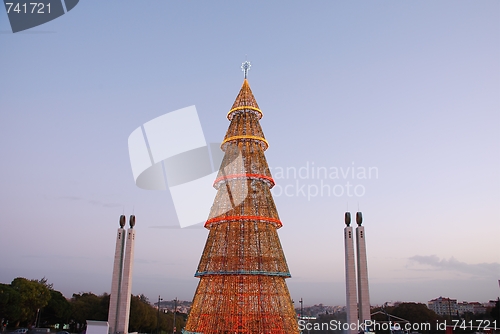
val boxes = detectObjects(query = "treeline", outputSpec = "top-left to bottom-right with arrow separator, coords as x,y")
0,278 -> 186,333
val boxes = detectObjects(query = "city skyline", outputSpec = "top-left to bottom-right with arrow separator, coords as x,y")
0,1 -> 499,306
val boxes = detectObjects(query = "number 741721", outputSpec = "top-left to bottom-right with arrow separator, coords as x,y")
5,2 -> 51,14
451,320 -> 498,331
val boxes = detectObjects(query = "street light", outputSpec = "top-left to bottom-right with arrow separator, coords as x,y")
35,308 -> 40,328
157,295 -> 163,334
173,298 -> 178,333
299,298 -> 303,320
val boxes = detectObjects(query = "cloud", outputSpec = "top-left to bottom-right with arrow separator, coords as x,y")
88,199 -> 122,208
60,195 -> 82,201
149,224 -> 204,229
134,258 -> 180,266
58,196 -> 122,208
134,258 -> 160,264
408,255 -> 500,278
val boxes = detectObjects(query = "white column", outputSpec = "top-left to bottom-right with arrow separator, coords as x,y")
356,212 -> 371,324
108,225 -> 126,334
117,216 -> 136,334
344,211 -> 358,334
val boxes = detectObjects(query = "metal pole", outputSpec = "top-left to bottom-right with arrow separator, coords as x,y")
157,295 -> 162,334
35,308 -> 40,328
299,298 -> 303,320
447,298 -> 452,322
173,298 -> 177,333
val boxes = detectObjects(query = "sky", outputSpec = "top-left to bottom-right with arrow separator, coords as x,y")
0,1 -> 499,307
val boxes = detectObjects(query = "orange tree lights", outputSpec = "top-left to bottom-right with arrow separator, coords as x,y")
183,66 -> 299,334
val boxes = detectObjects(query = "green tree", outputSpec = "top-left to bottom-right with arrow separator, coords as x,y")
10,278 -> 51,327
70,293 -> 108,329
128,295 -> 186,333
391,302 -> 443,325
372,303 -> 445,334
35,278 -> 53,291
491,298 -> 500,323
42,290 -> 72,329
129,295 -> 156,333
0,283 -> 22,326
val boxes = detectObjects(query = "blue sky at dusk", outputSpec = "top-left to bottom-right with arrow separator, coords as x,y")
0,1 -> 499,306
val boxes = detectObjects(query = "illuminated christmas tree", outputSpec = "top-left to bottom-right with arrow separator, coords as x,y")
184,62 -> 299,334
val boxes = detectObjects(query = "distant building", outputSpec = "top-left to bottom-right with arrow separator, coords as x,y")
294,304 -> 344,317
156,300 -> 192,314
428,297 -> 458,316
429,298 -> 488,316
485,300 -> 498,308
457,302 -> 474,314
469,302 -> 486,314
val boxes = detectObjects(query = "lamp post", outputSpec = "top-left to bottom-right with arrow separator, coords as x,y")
299,298 -> 303,320
157,295 -> 163,334
35,308 -> 43,328
173,298 -> 178,333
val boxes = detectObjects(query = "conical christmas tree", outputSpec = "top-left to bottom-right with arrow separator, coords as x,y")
184,63 -> 299,334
